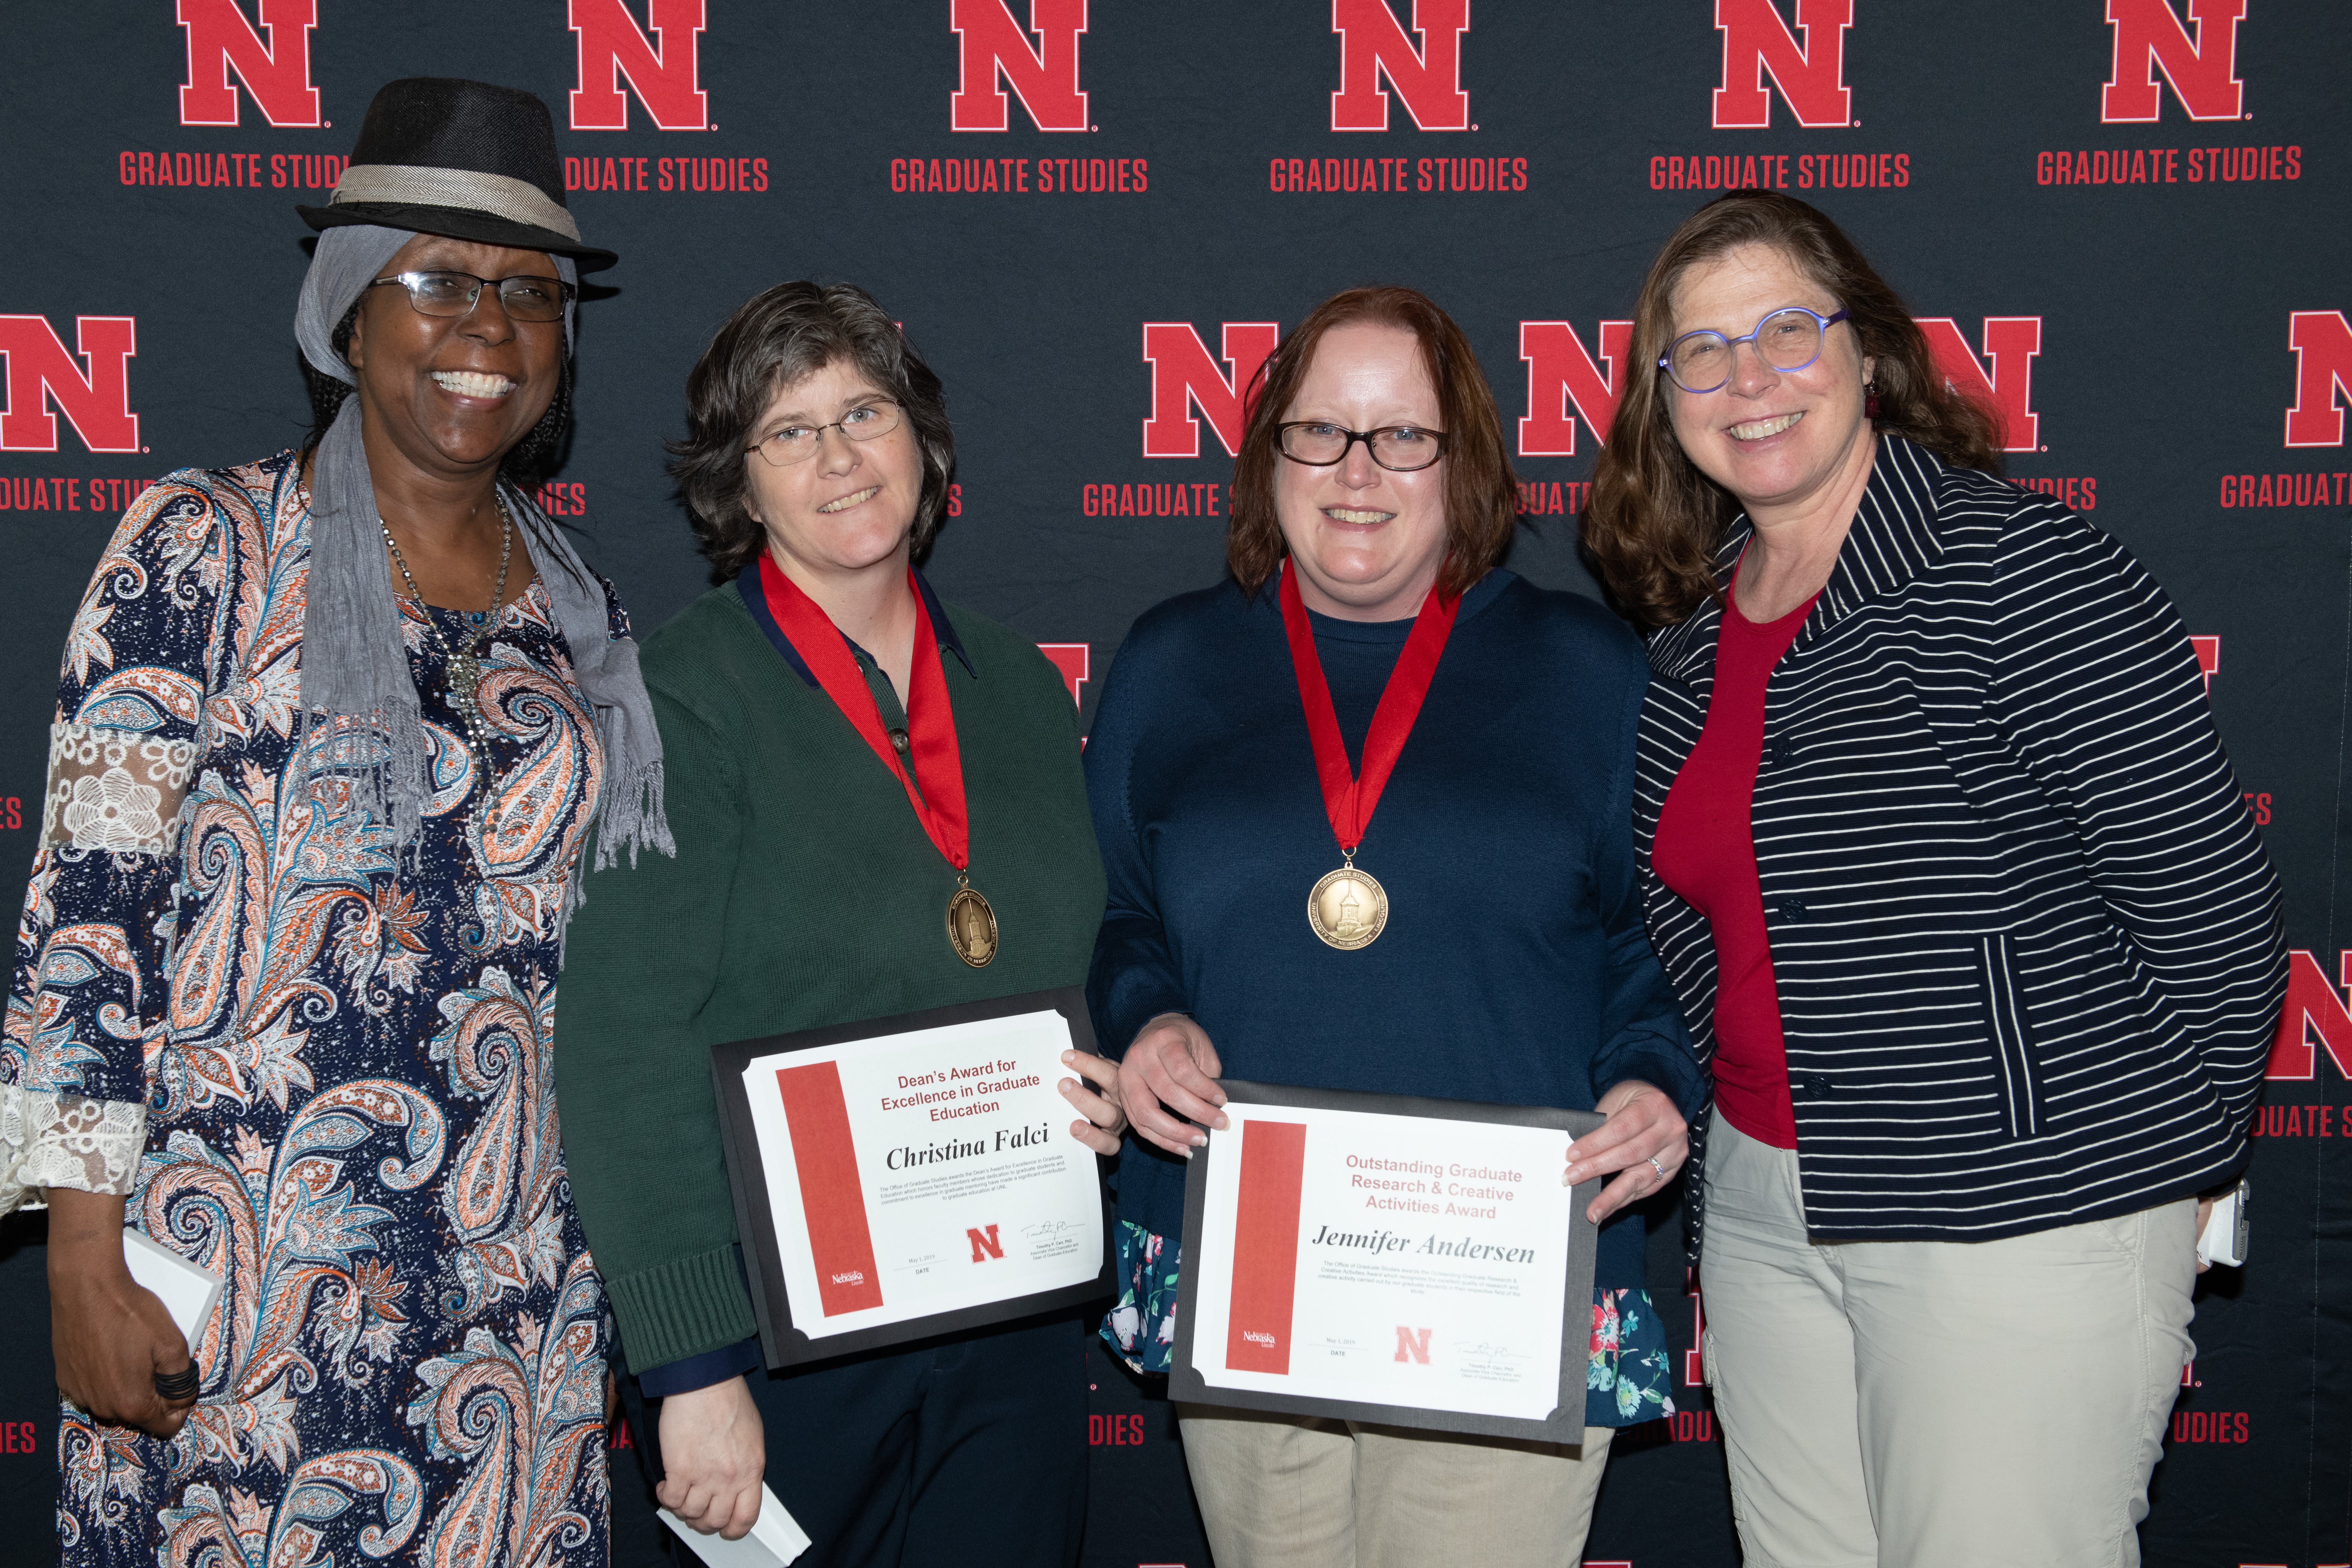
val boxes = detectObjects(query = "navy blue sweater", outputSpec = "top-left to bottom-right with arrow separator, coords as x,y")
1085,569 -> 1704,1291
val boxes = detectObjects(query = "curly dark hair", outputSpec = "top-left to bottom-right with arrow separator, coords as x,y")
1583,190 -> 2002,631
300,301 -> 573,486
666,281 -> 956,580
1227,284 -> 1517,602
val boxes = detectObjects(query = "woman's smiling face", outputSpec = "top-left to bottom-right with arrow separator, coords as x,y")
345,234 -> 565,481
1664,241 -> 1877,520
1272,320 -> 1451,622
740,357 -> 924,583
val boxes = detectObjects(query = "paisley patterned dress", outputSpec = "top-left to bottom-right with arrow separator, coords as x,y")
2,451 -> 614,1567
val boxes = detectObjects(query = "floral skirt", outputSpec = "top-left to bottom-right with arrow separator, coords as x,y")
1101,1222 -> 1676,1427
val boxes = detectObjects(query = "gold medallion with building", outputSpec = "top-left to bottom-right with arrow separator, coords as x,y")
1308,863 -> 1387,950
947,884 -> 998,967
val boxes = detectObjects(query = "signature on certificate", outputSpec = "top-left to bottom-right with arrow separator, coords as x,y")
1461,1342 -> 1532,1361
1022,1220 -> 1076,1240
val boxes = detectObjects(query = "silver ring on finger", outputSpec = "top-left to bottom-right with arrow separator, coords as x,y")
1647,1154 -> 1670,1182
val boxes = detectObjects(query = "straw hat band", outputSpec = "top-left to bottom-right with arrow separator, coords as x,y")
328,164 -> 580,242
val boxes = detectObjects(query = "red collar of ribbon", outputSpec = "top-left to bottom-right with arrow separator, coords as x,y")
1277,558 -> 1460,855
755,553 -> 971,871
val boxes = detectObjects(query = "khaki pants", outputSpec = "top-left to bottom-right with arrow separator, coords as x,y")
1175,1403 -> 1613,1568
1699,1111 -> 2197,1568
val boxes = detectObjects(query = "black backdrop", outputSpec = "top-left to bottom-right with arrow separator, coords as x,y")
3,3 -> 2349,1564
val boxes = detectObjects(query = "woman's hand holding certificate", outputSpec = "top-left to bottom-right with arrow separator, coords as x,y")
1119,1012 -> 1228,1155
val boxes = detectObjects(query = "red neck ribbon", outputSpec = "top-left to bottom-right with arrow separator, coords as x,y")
1277,558 -> 1460,856
756,553 -> 971,872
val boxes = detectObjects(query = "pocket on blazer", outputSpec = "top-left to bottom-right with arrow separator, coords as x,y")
1975,930 -> 2047,1139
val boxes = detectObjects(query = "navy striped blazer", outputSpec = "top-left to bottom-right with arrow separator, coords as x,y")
1633,436 -> 2284,1254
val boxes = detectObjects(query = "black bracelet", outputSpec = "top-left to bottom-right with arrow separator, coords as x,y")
152,1365 -> 199,1401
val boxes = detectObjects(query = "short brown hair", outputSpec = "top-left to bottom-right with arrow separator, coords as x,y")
667,280 -> 956,580
1583,191 -> 2002,631
1228,285 -> 1517,601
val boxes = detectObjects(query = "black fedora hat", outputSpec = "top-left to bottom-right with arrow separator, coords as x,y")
298,78 -> 615,272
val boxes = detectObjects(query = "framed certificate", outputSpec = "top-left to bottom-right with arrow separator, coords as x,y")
711,988 -> 1113,1368
1170,1080 -> 1605,1442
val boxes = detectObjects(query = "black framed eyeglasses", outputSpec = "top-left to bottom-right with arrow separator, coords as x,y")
745,399 -> 905,467
368,270 -> 575,324
1659,305 -> 1851,394
1275,421 -> 1447,472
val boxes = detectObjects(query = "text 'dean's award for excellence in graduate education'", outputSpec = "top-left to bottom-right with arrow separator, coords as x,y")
1171,1081 -> 1603,1442
712,989 -> 1112,1367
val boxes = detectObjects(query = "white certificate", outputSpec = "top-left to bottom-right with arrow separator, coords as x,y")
714,990 -> 1110,1365
1172,1081 -> 1600,1441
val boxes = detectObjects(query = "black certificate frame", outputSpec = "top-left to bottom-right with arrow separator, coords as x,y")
1169,1079 -> 1606,1443
710,986 -> 1115,1370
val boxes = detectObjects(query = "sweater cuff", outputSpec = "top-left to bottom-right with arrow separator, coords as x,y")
1595,1042 -> 1709,1126
605,1241 -> 761,1376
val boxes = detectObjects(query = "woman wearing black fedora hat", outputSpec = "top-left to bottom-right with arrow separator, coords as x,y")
4,78 -> 666,1565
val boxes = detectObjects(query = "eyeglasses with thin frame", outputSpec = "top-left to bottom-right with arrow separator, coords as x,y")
368,269 -> 575,324
745,399 -> 904,467
1275,421 -> 1447,472
1659,305 -> 1852,394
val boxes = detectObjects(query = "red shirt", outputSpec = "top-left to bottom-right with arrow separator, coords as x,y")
1652,580 -> 1818,1151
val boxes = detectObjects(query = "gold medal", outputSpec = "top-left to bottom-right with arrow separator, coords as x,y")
1278,561 -> 1458,960
947,882 -> 998,967
1308,861 -> 1387,950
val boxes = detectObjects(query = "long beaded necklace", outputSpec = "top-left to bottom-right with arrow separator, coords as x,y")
381,492 -> 514,831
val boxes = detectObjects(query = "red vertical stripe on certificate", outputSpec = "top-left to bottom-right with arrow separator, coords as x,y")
1224,1119 -> 1308,1374
774,1062 -> 886,1316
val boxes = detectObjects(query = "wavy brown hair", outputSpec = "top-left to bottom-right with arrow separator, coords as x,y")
667,281 -> 956,580
1228,285 -> 1517,601
1584,191 -> 2001,631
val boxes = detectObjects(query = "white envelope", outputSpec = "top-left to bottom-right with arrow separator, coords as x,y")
657,1485 -> 811,1567
122,1229 -> 223,1348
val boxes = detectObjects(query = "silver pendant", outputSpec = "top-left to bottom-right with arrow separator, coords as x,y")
448,649 -> 481,714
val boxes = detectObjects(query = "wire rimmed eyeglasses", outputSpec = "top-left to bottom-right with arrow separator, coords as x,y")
368,270 -> 575,323
1275,421 -> 1447,472
1659,305 -> 1852,394
745,399 -> 904,467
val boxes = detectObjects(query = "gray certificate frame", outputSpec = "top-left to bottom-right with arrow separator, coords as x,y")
1169,1079 -> 1605,1443
710,986 -> 1115,1370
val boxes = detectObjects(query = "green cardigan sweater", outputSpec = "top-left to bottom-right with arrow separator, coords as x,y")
557,577 -> 1107,1374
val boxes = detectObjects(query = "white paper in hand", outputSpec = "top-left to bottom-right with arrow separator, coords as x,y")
656,1485 -> 811,1567
121,1229 -> 222,1347
2196,1178 -> 2250,1268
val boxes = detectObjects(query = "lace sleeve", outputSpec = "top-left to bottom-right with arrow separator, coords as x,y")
41,720 -> 197,855
7,475 -> 219,1113
0,1083 -> 148,1213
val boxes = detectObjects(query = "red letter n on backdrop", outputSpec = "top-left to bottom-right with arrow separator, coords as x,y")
177,0 -> 319,128
0,317 -> 139,453
2101,0 -> 2246,123
569,0 -> 708,131
1142,323 -> 1281,458
2268,950 -> 2352,1081
1916,316 -> 2042,453
1329,0 -> 1470,132
950,0 -> 1088,132
1518,321 -> 1631,457
1712,0 -> 1852,129
2284,311 -> 2352,448
1036,644 -> 1089,707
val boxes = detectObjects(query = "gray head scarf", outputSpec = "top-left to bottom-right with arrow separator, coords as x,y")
292,223 -> 672,915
